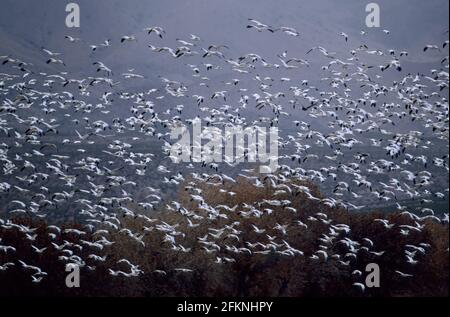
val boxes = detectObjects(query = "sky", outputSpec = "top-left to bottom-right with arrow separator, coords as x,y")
0,0 -> 448,211
0,0 -> 448,71
0,0 -> 448,132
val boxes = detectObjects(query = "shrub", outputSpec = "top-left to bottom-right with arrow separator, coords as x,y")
0,177 -> 448,296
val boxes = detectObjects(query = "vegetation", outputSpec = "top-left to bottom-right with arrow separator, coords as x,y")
0,177 -> 448,297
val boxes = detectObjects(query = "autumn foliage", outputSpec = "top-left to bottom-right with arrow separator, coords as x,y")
0,177 -> 448,297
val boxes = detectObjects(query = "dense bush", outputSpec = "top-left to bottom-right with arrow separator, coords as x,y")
0,177 -> 448,296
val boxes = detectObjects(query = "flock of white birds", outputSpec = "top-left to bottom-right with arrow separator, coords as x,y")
0,17 -> 449,292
